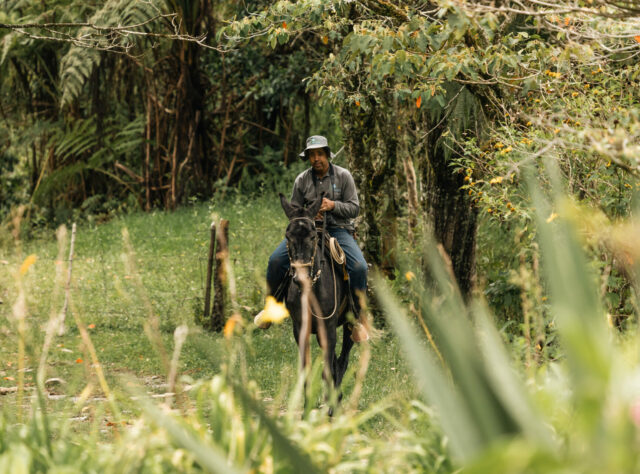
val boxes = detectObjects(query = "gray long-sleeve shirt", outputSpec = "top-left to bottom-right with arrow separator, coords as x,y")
290,163 -> 359,231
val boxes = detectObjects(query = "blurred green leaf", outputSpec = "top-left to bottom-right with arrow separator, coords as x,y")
232,382 -> 322,474
140,399 -> 244,474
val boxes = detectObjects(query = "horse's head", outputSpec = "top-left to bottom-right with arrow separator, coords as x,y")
280,193 -> 322,286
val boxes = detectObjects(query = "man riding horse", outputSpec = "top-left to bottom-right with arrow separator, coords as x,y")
255,135 -> 369,342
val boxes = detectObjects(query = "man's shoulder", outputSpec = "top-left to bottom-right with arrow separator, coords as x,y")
294,168 -> 313,183
331,164 -> 354,180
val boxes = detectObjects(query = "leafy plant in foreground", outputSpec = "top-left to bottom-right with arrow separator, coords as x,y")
377,173 -> 640,471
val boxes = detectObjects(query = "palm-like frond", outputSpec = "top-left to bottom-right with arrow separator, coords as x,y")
32,115 -> 145,204
59,0 -> 161,106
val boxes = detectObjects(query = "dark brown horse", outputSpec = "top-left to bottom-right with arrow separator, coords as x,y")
279,193 -> 354,405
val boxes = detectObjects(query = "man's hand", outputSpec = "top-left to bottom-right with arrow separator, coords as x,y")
320,197 -> 335,212
315,197 -> 335,220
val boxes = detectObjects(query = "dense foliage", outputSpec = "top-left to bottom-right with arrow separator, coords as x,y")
3,0 -> 640,472
0,0 -> 326,223
222,0 -> 640,301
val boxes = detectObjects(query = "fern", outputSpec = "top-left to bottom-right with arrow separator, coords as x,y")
53,117 -> 98,162
33,115 -> 145,205
32,161 -> 86,205
433,84 -> 487,162
59,0 -> 163,106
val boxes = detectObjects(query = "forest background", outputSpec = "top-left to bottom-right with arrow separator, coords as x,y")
3,0 -> 640,472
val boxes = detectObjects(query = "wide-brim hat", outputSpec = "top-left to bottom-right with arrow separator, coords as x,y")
299,135 -> 335,160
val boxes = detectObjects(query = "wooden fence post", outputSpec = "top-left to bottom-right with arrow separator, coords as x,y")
58,222 -> 76,336
203,221 -> 216,327
211,219 -> 229,332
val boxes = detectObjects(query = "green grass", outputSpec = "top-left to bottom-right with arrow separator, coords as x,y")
0,193 -> 417,436
5,188 -> 640,472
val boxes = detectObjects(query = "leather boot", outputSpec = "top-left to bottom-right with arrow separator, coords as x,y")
350,296 -> 369,343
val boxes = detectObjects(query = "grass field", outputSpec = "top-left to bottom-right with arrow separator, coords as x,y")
5,192 -> 640,472
0,193 -> 418,440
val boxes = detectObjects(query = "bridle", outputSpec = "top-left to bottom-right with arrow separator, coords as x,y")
286,215 -> 340,319
286,217 -> 321,284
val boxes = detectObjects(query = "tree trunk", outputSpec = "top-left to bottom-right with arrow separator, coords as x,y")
423,150 -> 478,298
341,98 -> 399,276
421,85 -> 485,298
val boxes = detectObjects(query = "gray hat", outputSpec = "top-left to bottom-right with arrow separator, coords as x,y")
299,135 -> 335,160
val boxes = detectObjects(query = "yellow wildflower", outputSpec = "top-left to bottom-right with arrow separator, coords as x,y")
260,296 -> 290,324
224,313 -> 242,339
20,255 -> 37,275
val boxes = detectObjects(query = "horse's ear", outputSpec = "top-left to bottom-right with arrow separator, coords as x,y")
280,193 -> 297,219
307,195 -> 323,218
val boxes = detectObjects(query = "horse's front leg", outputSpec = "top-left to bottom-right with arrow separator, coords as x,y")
336,324 -> 354,388
315,324 -> 338,388
293,320 -> 311,413
315,319 -> 339,416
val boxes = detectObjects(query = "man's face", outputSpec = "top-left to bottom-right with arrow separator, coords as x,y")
308,148 -> 329,176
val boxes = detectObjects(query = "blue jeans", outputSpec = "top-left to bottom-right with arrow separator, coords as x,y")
267,228 -> 368,299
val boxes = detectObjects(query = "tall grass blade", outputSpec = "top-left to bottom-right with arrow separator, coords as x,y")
232,382 -> 322,474
375,276 -> 484,460
412,246 -> 528,438
528,165 -> 612,426
139,399 -> 244,474
378,233 -> 554,461
472,303 -> 553,448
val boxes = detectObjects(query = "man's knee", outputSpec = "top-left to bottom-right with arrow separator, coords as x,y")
351,259 -> 367,278
348,258 -> 368,291
268,252 -> 285,270
268,243 -> 290,271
